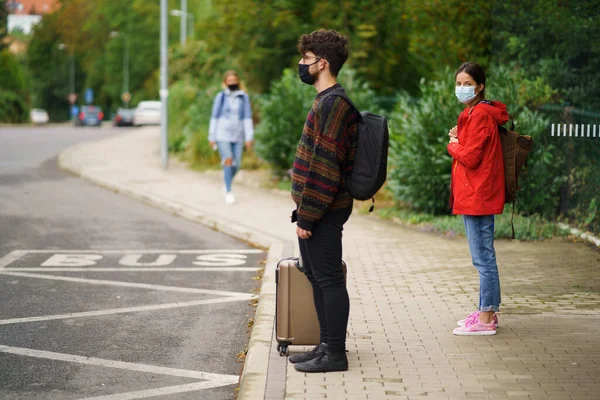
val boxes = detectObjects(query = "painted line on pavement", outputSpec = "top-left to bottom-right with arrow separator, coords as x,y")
3,267 -> 260,272
0,297 -> 251,325
0,271 -> 253,298
0,250 -> 27,269
0,344 -> 239,383
14,249 -> 263,254
77,380 -> 238,400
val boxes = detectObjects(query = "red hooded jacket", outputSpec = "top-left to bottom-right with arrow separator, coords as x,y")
448,100 -> 509,215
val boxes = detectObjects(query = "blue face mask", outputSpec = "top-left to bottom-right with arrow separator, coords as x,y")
455,86 -> 478,104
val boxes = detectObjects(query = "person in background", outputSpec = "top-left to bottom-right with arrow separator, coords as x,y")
209,71 -> 254,205
448,62 -> 509,336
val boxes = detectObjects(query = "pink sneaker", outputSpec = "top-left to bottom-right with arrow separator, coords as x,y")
457,312 -> 498,328
453,318 -> 497,336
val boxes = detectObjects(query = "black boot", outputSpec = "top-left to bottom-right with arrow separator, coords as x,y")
288,343 -> 328,364
293,351 -> 348,373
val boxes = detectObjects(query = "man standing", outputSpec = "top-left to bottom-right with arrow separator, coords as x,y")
289,29 -> 359,373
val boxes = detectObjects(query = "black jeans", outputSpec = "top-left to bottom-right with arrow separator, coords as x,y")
298,206 -> 352,354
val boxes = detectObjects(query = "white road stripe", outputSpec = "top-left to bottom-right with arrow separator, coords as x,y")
0,250 -> 27,269
2,267 -> 260,272
77,380 -> 238,400
0,271 -> 253,297
0,345 -> 239,383
15,249 -> 263,254
0,297 -> 251,325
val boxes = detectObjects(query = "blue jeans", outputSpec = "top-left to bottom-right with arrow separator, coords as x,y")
216,141 -> 244,193
463,215 -> 501,312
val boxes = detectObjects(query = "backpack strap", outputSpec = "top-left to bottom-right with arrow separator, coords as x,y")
215,91 -> 226,119
511,200 -> 516,240
320,89 -> 361,119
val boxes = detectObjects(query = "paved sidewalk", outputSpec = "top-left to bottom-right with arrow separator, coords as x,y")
60,128 -> 600,400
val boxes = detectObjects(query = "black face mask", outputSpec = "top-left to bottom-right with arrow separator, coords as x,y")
227,84 -> 239,91
298,59 -> 320,85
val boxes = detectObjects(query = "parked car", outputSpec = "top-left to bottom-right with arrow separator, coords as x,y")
113,108 -> 135,127
133,101 -> 161,126
75,106 -> 104,127
30,108 -> 49,124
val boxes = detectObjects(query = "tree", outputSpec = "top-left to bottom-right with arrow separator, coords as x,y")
0,0 -> 7,51
202,1 -> 417,94
406,0 -> 493,80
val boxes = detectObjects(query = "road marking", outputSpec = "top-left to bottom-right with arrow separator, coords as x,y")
0,271 -> 253,297
2,267 -> 260,272
118,254 -> 177,267
77,380 -> 238,400
0,250 -> 27,269
193,253 -> 249,266
0,297 -> 252,325
15,249 -> 263,254
41,254 -> 103,267
0,344 -> 239,383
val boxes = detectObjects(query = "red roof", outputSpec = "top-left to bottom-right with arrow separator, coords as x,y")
6,0 -> 60,15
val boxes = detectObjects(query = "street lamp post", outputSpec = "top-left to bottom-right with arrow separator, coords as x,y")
170,6 -> 194,46
160,0 -> 169,169
58,43 -> 76,119
181,0 -> 187,47
110,31 -> 130,108
124,33 -> 129,106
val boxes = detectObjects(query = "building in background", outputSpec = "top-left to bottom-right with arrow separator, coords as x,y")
6,0 -> 59,15
6,0 -> 59,34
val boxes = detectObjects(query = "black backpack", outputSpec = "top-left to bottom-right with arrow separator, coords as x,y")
321,90 -> 389,211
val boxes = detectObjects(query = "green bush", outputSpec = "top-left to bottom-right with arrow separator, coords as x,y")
387,73 -> 463,214
0,91 -> 28,123
183,95 -> 221,168
0,49 -> 27,95
168,80 -> 197,152
0,49 -> 29,123
255,68 -> 382,173
387,65 -> 560,216
254,69 -> 314,173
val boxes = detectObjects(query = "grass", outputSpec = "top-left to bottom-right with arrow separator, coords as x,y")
272,180 -> 569,241
375,205 -> 571,241
275,179 -> 292,192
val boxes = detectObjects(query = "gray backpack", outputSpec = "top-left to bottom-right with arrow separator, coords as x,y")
321,91 -> 389,211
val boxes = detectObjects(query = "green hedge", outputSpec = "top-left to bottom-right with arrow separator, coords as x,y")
254,68 -> 382,174
0,91 -> 28,123
0,49 -> 29,123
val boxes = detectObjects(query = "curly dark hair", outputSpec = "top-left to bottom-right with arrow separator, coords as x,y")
297,29 -> 349,77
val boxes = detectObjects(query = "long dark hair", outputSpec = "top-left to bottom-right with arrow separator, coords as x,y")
455,62 -> 486,97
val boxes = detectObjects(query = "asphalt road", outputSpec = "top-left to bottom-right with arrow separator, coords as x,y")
0,125 -> 264,399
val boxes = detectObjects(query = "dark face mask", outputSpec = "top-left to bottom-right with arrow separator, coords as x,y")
298,59 -> 320,85
227,84 -> 239,91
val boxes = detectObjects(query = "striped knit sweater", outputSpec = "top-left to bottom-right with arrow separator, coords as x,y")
292,84 -> 358,231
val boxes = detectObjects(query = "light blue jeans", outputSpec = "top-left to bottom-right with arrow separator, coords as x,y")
463,215 -> 501,312
216,141 -> 244,193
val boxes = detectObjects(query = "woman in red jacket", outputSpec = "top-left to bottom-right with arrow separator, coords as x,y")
448,62 -> 509,336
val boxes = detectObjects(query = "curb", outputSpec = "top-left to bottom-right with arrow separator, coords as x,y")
58,141 -> 284,400
558,223 -> 600,247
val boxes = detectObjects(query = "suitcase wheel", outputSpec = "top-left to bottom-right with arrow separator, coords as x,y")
277,344 -> 289,356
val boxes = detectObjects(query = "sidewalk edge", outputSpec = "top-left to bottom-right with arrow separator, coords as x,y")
58,145 -> 281,400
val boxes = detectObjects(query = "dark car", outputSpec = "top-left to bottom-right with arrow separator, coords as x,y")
113,108 -> 135,127
75,106 -> 104,127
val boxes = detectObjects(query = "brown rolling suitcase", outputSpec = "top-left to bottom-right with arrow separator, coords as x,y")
275,257 -> 347,356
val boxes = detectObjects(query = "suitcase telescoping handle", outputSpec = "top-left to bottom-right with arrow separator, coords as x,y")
295,256 -> 306,274
277,256 -> 307,275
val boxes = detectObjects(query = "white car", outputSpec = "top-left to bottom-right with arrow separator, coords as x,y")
133,101 -> 162,126
30,108 -> 49,124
